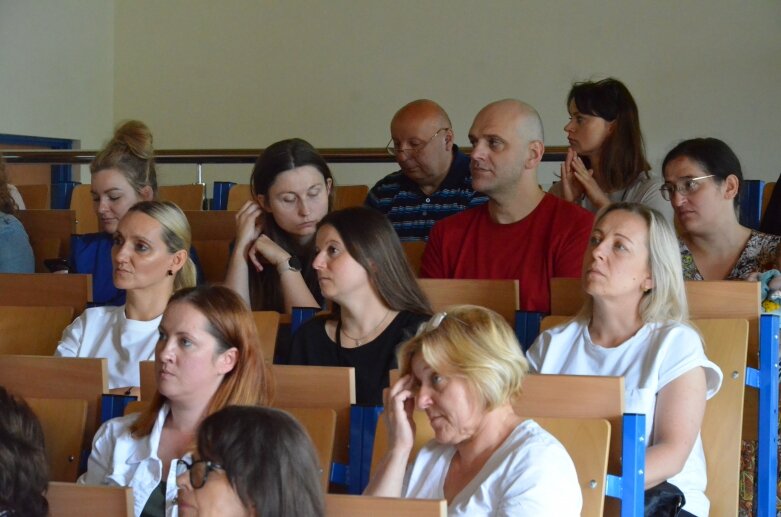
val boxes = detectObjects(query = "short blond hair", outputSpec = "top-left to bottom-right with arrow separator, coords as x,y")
397,305 -> 528,410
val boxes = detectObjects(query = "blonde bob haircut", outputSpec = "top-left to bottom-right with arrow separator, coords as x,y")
126,200 -> 197,291
578,202 -> 688,323
398,305 -> 529,411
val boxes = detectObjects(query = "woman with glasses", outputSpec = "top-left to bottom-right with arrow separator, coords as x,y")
365,305 -> 582,515
224,138 -> 333,315
551,78 -> 673,223
528,203 -> 722,517
78,285 -> 272,517
176,406 -> 324,517
288,206 -> 432,405
662,137 -> 779,280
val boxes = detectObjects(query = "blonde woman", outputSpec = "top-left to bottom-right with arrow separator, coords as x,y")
56,201 -> 197,390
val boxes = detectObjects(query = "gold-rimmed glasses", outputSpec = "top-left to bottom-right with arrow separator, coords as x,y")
386,128 -> 449,157
659,175 -> 715,201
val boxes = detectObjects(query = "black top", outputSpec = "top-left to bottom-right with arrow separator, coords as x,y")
288,311 -> 429,405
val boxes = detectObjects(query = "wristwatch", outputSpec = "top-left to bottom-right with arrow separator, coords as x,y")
279,256 -> 302,273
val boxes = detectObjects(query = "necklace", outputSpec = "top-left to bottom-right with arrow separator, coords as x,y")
340,310 -> 392,346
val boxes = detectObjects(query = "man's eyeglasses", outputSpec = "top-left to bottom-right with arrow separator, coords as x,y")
386,128 -> 449,157
176,459 -> 224,489
659,175 -> 715,201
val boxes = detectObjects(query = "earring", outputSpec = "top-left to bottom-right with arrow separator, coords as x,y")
167,270 -> 173,276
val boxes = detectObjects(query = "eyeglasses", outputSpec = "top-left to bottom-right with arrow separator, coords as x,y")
176,459 -> 224,489
386,128 -> 449,157
659,175 -> 715,201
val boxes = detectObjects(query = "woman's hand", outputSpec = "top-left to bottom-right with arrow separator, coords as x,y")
383,374 -> 417,454
559,148 -> 585,202
247,235 -> 292,273
235,200 -> 263,252
570,154 -> 610,209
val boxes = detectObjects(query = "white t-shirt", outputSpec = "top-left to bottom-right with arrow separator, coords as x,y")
527,319 -> 723,517
55,305 -> 161,389
403,419 -> 582,516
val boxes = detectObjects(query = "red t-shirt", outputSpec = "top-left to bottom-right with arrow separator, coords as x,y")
420,194 -> 594,313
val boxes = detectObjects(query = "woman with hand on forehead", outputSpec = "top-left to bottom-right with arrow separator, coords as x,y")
365,305 -> 582,516
224,138 -> 333,314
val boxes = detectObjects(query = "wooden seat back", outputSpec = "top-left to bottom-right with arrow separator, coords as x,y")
159,184 -> 205,211
272,365 -> 355,466
417,278 -> 519,325
693,318 -> 748,516
16,184 -> 50,209
281,407 -> 337,490
333,184 -> 369,210
0,305 -> 74,355
0,273 -> 92,315
325,494 -> 446,517
69,184 -> 98,234
0,356 -> 107,451
762,182 -> 775,220
27,397 -> 87,482
253,311 -> 280,361
17,209 -> 77,269
47,482 -> 133,517
185,209 -> 236,283
226,183 -> 252,211
402,241 -> 426,276
532,417 -> 610,517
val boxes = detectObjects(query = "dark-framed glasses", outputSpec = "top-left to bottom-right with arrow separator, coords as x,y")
659,175 -> 715,201
386,128 -> 449,157
176,459 -> 224,489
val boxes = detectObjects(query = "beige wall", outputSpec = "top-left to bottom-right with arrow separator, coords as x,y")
0,1 -> 114,151
3,1 -> 780,191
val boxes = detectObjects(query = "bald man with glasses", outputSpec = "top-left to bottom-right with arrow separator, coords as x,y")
365,99 -> 487,242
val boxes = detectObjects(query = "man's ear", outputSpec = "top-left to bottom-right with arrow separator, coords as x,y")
525,140 -> 545,170
444,128 -> 455,152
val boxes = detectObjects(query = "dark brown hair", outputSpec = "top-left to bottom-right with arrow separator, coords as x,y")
0,386 -> 49,517
568,78 -> 651,192
319,207 -> 432,316
248,138 -> 334,311
131,285 -> 273,437
197,406 -> 324,517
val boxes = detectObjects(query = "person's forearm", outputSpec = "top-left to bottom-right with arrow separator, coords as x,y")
278,267 -> 319,314
643,443 -> 689,489
363,448 -> 411,497
224,248 -> 251,305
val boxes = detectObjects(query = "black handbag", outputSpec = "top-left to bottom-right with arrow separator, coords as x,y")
644,481 -> 686,516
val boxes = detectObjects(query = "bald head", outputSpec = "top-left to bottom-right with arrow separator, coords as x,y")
475,99 -> 544,144
389,99 -> 456,191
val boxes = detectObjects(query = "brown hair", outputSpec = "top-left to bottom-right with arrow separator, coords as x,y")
0,386 -> 49,517
91,120 -> 158,197
318,207 -> 432,316
130,285 -> 273,437
568,78 -> 651,192
0,152 -> 18,215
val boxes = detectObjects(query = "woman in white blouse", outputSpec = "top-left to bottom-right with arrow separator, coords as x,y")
527,202 -> 722,517
56,200 -> 197,391
365,305 -> 582,516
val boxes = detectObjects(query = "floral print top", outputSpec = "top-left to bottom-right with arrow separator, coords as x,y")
680,230 -> 781,280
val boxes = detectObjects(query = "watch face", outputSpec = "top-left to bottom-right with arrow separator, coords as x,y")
288,256 -> 302,272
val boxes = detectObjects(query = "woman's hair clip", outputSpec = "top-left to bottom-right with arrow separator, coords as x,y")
426,312 -> 447,331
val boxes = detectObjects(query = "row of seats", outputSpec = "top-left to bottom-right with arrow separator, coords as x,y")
0,272 -> 773,514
